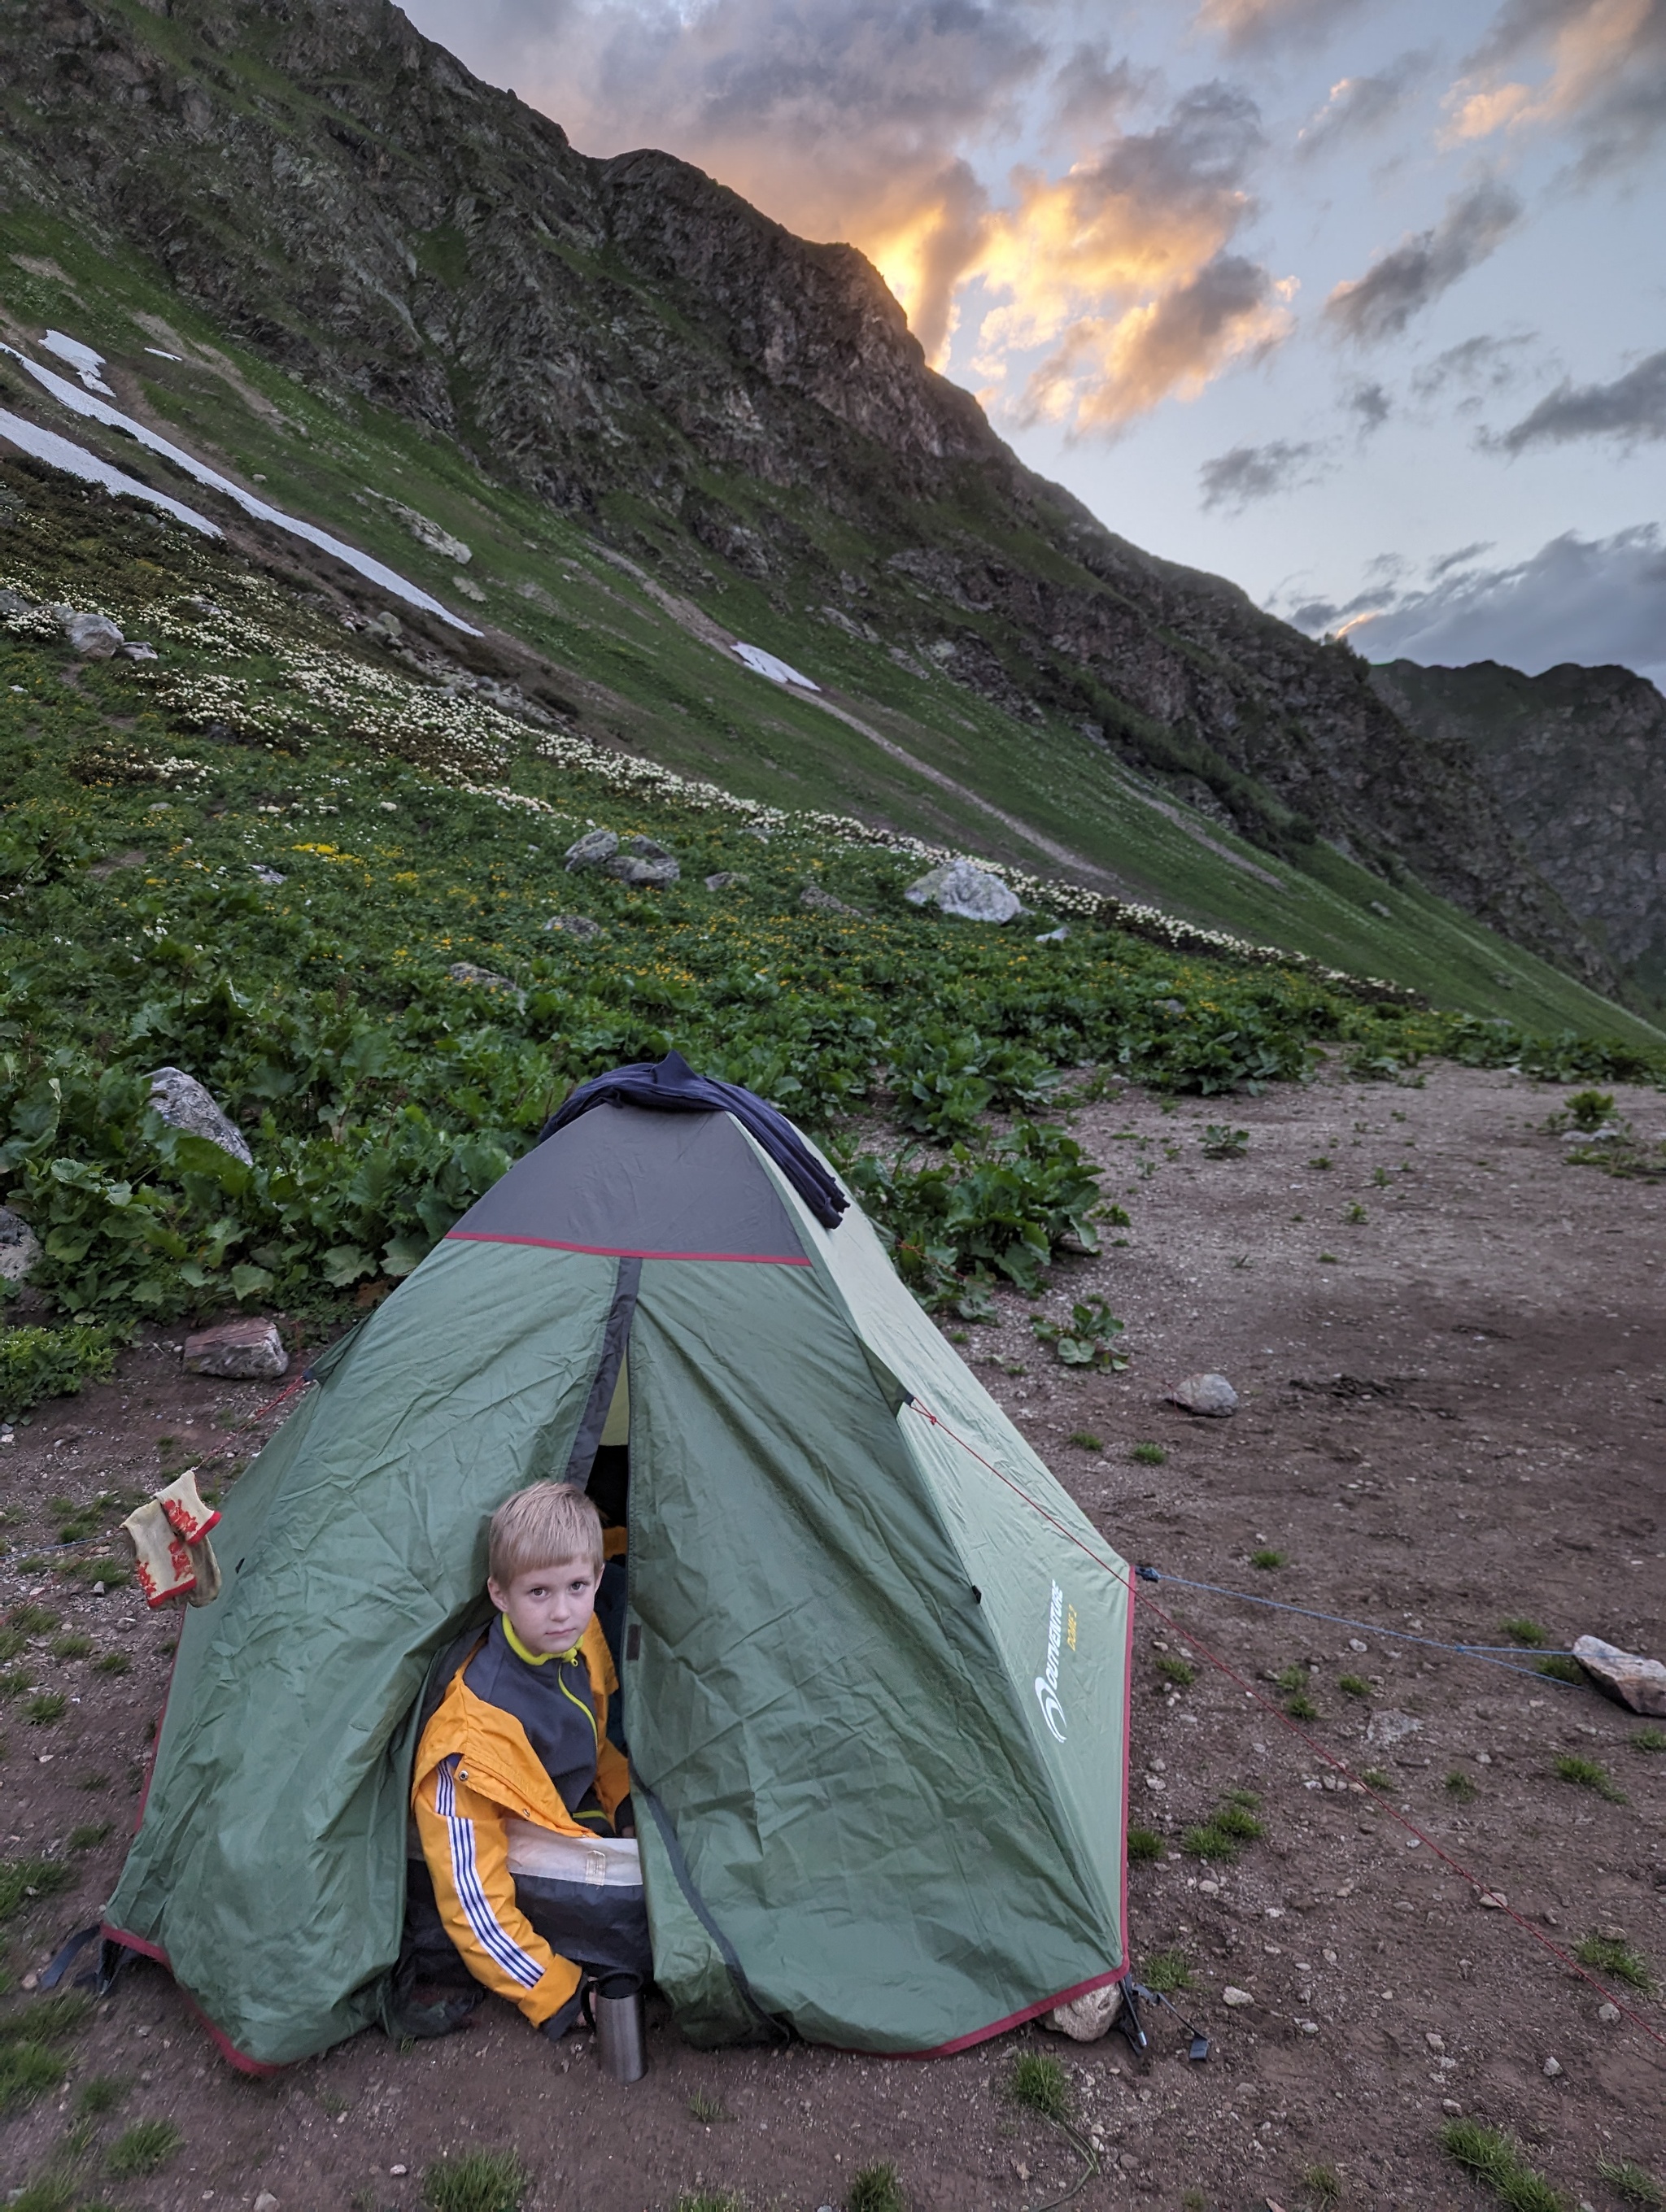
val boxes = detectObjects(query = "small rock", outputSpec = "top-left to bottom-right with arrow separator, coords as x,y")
0,1206 -> 42,1284
1442,2097 -> 1463,2114
183,1318 -> 290,1381
1365,1708 -> 1422,1749
704,871 -> 748,891
1043,1981 -> 1123,2041
59,607 -> 124,658
563,829 -> 619,871
1294,2018 -> 1319,2035
1222,1986 -> 1254,2008
447,962 -> 526,1005
251,866 -> 286,886
1476,1890 -> 1507,1909
604,854 -> 679,887
624,835 -> 673,860
390,2166 -> 408,2178
116,640 -> 159,661
1424,2031 -> 1445,2051
1542,2056 -> 1563,2077
0,586 -> 36,616
543,914 -> 604,939
903,858 -> 1023,924
1598,2002 -> 1620,2023
1167,1372 -> 1238,1417
20,1970 -> 38,1992
1572,1633 -> 1666,1716
1347,1638 -> 1368,1652
254,2194 -> 280,2211
148,1066 -> 255,1167
1034,925 -> 1070,943
800,883 -> 861,915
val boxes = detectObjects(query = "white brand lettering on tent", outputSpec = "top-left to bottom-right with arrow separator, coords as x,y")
1035,1579 -> 1067,1742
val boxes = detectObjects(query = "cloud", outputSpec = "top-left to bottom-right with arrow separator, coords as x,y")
1047,44 -> 1145,142
1443,0 -> 1666,178
1345,380 -> 1392,430
1427,538 -> 1494,576
1324,181 -> 1522,344
1193,0 -> 1366,53
971,83 -> 1294,434
1199,436 -> 1329,509
1495,348 -> 1666,450
1297,50 -> 1433,155
1284,525 -> 1666,681
1411,330 -> 1537,399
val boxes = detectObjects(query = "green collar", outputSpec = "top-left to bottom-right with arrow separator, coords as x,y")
502,1616 -> 582,1668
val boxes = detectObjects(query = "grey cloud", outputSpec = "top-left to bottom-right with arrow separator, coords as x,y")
1049,44 -> 1144,141
1496,350 -> 1666,452
1346,380 -> 1391,430
1427,539 -> 1494,577
1324,181 -> 1522,345
1297,49 -> 1433,157
1198,437 -> 1328,511
1411,331 -> 1535,398
1289,525 -> 1666,683
1463,0 -> 1666,181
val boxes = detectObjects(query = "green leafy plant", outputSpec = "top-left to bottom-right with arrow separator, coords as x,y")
1596,2158 -> 1664,2209
1129,1441 -> 1166,1465
1361,1767 -> 1391,1791
1343,1200 -> 1367,1223
107,2118 -> 184,2178
1439,2118 -> 1568,2212
678,2196 -> 745,2212
1285,1691 -> 1319,1721
1565,1089 -> 1615,1132
1575,1934 -> 1651,1992
1199,1125 -> 1248,1158
1031,1296 -> 1127,1370
1555,1754 -> 1625,1802
68,1821 -> 112,1852
0,1324 -> 117,1420
847,2164 -> 906,2212
421,2149 -> 532,2212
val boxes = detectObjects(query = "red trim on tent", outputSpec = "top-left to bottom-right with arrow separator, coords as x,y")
444,1230 -> 812,1265
98,1922 -> 284,2076
902,1967 -> 1130,2057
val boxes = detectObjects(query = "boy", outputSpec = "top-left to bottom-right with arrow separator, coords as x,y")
409,1481 -> 650,2039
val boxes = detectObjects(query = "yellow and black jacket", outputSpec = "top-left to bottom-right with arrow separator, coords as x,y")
412,1613 -> 632,2027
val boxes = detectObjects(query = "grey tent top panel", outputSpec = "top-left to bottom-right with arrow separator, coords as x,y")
447,1103 -> 810,1265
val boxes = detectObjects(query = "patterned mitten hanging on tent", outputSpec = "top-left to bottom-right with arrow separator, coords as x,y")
154,1471 -> 221,1546
120,1499 -> 197,1609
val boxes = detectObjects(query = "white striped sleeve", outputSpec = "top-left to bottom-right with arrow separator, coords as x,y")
434,1755 -> 544,1989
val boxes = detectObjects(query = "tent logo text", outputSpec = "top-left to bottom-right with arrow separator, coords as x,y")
1035,1580 -> 1067,1742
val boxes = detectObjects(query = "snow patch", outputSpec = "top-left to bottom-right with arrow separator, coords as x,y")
0,408 -> 220,537
41,329 -> 115,395
145,347 -> 182,362
733,641 -> 818,690
2,342 -> 481,634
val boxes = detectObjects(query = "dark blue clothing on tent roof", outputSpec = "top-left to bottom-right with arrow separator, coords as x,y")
538,1050 -> 848,1229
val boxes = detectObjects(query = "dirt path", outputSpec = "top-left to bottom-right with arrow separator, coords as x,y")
2,1062 -> 1662,2210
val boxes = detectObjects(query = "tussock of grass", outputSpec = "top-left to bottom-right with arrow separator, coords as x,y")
1555,1754 -> 1625,1802
76,2075 -> 127,2116
1250,1548 -> 1285,1570
1155,1653 -> 1197,1687
0,1855 -> 74,1922
1302,2166 -> 1343,2206
421,2150 -> 531,2212
1439,2118 -> 1568,2212
1284,1692 -> 1319,1720
7,1606 -> 57,1636
1126,1826 -> 1164,1862
1142,1947 -> 1194,1994
24,1692 -> 66,1726
1598,2159 -> 1665,2210
1536,1656 -> 1585,1684
1129,1442 -> 1166,1465
1633,1726 -> 1666,1753
1337,1674 -> 1372,1698
0,2040 -> 67,2114
1010,2053 -> 1071,2123
687,2090 -> 732,2123
1502,1618 -> 1547,1647
106,2118 -> 184,2178
1183,1791 -> 1264,1861
1066,1430 -> 1102,1452
7,2175 -> 75,2212
846,2163 -> 905,2212
1445,1770 -> 1478,1801
94,1651 -> 131,1676
49,1633 -> 91,1659
1575,1933 -> 1651,1992
678,2196 -> 745,2212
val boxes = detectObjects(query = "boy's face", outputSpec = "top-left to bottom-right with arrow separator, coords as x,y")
488,1557 -> 604,1657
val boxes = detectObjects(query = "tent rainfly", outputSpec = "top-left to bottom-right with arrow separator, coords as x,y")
102,1057 -> 1133,2066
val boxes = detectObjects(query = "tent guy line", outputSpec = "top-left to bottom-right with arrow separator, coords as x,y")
913,1397 -> 1666,2064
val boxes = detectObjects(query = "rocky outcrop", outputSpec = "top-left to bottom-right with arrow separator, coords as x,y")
1372,660 -> 1666,1013
0,0 -> 1617,992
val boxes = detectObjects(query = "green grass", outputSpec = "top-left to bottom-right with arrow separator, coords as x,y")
0,2040 -> 68,2114
422,2151 -> 532,2212
1129,1442 -> 1167,1465
1555,1755 -> 1626,1802
24,1692 -> 66,1726
1066,1430 -> 1103,1452
1250,1548 -> 1285,1569
7,1607 -> 57,1635
1361,1766 -> 1392,1791
847,2166 -> 906,2212
48,1634 -> 91,1660
1183,1790 -> 1265,1860
0,1856 -> 75,1921
1575,1934 -> 1651,1992
1142,1947 -> 1195,1994
68,1821 -> 112,1852
94,1652 -> 130,1676
1126,1826 -> 1164,1862
106,2118 -> 184,2178
1536,1656 -> 1585,1684
1155,1653 -> 1197,1687
1285,1692 -> 1319,1721
1597,2158 -> 1664,2209
687,2090 -> 732,2123
1009,2053 -> 1071,2123
1337,1674 -> 1372,1698
1633,1726 -> 1666,1753
1439,2118 -> 1568,2212
1445,1770 -> 1478,1801
1502,1618 -> 1548,1647
678,2197 -> 745,2212
76,2075 -> 127,2116
1302,2167 -> 1344,2206
7,2176 -> 76,2212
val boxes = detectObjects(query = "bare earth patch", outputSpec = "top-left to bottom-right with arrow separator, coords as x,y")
1,1062 -> 1661,2210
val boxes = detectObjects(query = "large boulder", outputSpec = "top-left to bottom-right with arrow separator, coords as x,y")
604,855 -> 679,887
147,1068 -> 253,1168
57,607 -> 124,659
183,1317 -> 290,1380
1043,1981 -> 1124,2041
1167,1372 -> 1238,1417
1573,1635 -> 1666,1715
564,829 -> 619,871
0,1207 -> 41,1284
903,860 -> 1022,924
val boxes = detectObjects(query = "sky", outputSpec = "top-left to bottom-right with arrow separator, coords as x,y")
401,0 -> 1666,683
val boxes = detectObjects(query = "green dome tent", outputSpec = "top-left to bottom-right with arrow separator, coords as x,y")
102,1066 -> 1133,2068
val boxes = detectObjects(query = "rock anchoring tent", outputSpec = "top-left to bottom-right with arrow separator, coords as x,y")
103,1056 -> 1134,2066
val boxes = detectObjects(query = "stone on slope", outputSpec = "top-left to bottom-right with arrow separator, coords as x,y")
904,860 -> 1022,924
0,1207 -> 41,1283
447,961 -> 526,1004
543,913 -> 604,938
1167,1372 -> 1238,1417
604,854 -> 679,886
147,1067 -> 254,1167
800,884 -> 861,915
1572,1634 -> 1666,1716
704,872 -> 748,891
59,607 -> 124,658
183,1317 -> 289,1380
564,829 -> 619,870
1043,1981 -> 1123,2041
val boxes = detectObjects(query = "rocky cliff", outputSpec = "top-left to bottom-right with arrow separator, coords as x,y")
0,0 -> 1619,994
1372,660 -> 1666,1014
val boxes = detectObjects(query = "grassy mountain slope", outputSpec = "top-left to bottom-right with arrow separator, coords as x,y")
0,0 -> 1646,1032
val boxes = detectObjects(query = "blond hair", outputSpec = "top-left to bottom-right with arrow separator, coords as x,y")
488,1481 -> 603,1585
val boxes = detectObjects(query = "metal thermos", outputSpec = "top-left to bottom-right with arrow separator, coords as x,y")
592,1972 -> 648,2082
